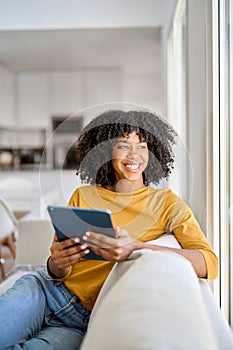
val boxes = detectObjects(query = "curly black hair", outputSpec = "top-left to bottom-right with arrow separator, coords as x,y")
76,110 -> 177,187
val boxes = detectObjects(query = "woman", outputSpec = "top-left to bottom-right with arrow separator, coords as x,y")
0,110 -> 218,349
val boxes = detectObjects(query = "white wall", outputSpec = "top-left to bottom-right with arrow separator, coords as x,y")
0,63 -> 15,126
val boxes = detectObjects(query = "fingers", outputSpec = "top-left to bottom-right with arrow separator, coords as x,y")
81,228 -> 137,262
114,226 -> 120,238
83,228 -> 133,248
83,231 -> 117,248
50,237 -> 90,269
58,237 -> 80,250
52,237 -> 81,252
114,226 -> 128,238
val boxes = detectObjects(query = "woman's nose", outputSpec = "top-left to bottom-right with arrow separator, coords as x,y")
127,143 -> 139,158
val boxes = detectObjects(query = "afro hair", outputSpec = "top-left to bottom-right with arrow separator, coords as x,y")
76,110 -> 177,187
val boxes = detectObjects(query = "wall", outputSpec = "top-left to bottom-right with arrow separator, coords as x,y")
0,63 -> 15,126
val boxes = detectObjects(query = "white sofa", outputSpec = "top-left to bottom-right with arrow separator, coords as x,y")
81,235 -> 233,350
1,229 -> 233,349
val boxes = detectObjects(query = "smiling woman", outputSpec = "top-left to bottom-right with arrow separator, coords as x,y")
76,110 -> 177,188
0,108 -> 219,350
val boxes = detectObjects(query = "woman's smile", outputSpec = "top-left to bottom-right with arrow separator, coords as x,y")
123,161 -> 142,171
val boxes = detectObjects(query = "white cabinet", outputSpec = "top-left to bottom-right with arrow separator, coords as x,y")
17,72 -> 49,128
0,64 -> 15,127
84,69 -> 121,107
0,128 -> 46,148
49,71 -> 83,115
14,69 -> 121,129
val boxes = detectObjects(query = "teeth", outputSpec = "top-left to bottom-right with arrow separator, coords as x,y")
125,164 -> 139,169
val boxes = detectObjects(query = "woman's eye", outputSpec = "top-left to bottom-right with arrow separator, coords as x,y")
136,144 -> 147,151
115,143 -> 147,151
116,144 -> 129,150
138,144 -> 147,150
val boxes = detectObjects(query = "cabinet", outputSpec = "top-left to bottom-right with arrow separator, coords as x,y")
17,72 -> 49,128
0,127 -> 46,148
0,64 -> 15,127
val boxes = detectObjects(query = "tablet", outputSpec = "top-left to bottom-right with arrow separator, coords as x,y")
47,205 -> 115,260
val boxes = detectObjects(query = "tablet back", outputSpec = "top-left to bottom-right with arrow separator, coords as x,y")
47,206 -> 115,260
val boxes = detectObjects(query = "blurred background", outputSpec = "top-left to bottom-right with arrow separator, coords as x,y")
0,0 -> 232,325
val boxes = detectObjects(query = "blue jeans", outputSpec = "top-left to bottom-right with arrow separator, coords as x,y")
0,268 -> 91,350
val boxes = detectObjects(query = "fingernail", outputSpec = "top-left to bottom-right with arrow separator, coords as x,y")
81,244 -> 87,249
73,238 -> 80,243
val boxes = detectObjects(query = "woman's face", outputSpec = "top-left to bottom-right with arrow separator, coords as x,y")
112,131 -> 149,191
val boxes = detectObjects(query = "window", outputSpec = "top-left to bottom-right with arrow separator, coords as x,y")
208,0 -> 232,325
167,0 -> 189,202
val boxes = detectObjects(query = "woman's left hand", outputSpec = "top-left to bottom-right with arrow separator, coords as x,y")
82,227 -> 142,262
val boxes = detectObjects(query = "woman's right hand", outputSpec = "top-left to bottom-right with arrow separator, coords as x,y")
48,234 -> 90,278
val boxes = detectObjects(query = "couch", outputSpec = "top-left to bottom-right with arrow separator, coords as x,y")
81,234 -> 233,350
0,226 -> 233,349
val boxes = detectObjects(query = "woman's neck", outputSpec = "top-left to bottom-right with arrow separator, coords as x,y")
108,179 -> 145,193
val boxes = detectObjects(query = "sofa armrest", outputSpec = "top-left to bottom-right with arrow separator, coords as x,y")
81,234 -> 233,350
81,249 -> 219,349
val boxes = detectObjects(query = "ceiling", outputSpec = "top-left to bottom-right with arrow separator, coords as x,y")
0,0 -> 176,74
0,27 -> 161,73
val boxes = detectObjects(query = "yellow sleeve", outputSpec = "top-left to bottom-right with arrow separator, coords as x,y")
164,192 -> 219,280
199,249 -> 219,280
68,188 -> 80,207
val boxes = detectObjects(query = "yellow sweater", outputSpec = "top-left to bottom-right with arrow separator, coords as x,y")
59,185 -> 218,310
